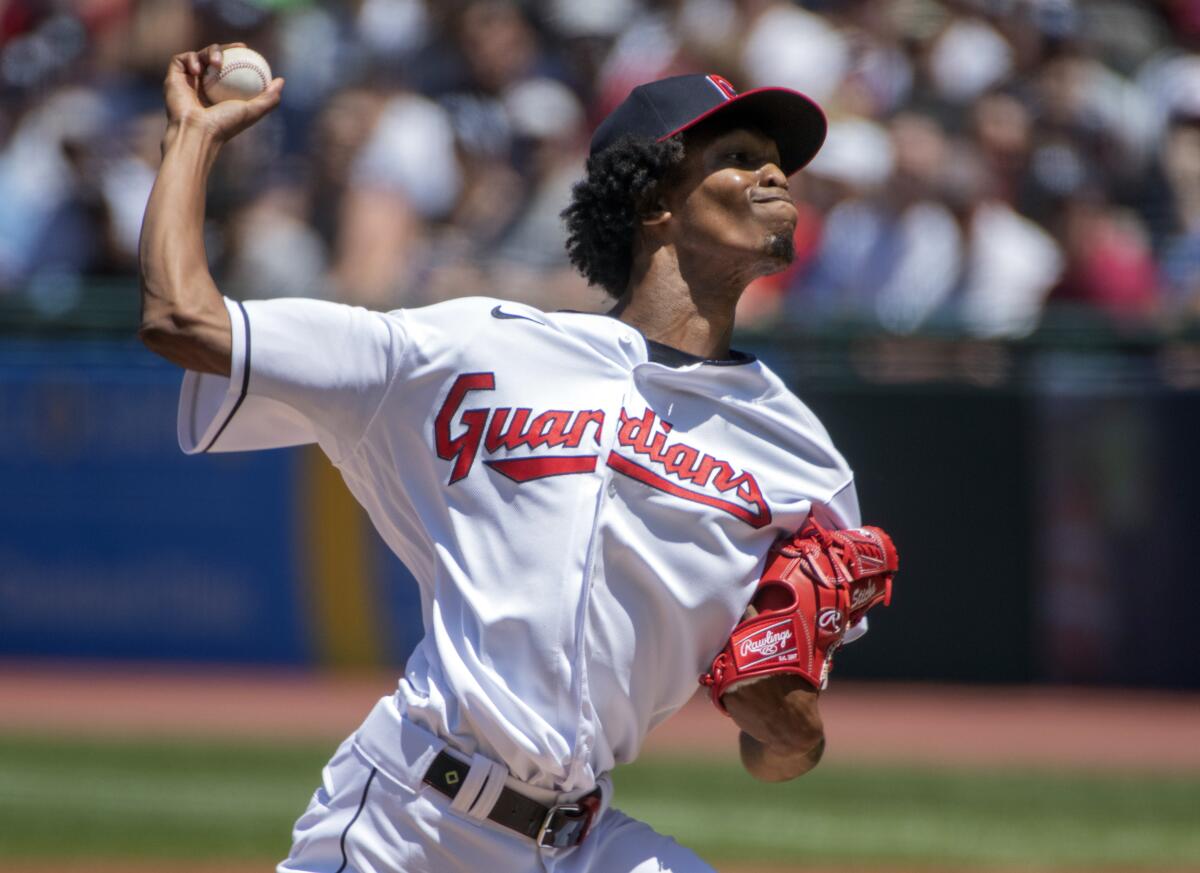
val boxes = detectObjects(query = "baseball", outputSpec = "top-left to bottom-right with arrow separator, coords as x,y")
202,46 -> 272,103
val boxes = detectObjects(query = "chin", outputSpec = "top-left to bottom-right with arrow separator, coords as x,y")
763,232 -> 795,268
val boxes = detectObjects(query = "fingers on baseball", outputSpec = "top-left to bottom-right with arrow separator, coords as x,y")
167,51 -> 198,82
248,78 -> 285,114
175,42 -> 244,77
199,43 -> 223,70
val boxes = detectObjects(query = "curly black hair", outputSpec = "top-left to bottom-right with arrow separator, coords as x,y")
561,135 -> 686,299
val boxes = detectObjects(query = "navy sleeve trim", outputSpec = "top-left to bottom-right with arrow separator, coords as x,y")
201,300 -> 252,454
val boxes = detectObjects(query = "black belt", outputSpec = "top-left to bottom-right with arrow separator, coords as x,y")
422,750 -> 601,848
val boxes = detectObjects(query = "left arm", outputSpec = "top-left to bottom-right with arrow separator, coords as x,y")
723,673 -> 825,782
702,519 -> 897,782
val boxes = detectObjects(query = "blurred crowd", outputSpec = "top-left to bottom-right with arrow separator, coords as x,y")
3,0 -> 1200,336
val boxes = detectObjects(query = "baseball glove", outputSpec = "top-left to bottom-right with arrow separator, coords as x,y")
700,516 -> 897,714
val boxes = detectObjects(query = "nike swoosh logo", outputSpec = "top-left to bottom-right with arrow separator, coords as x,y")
491,305 -> 544,325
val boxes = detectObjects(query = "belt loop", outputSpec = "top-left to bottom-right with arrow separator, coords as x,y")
447,753 -> 492,815
352,697 -> 446,795
466,759 -> 509,820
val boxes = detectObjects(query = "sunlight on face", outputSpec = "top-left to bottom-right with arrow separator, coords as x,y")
664,125 -> 797,274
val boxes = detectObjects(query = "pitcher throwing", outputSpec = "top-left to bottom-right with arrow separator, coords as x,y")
139,44 -> 895,873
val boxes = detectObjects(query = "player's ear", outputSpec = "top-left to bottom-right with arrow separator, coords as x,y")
640,206 -> 671,227
639,194 -> 671,227
634,181 -> 672,228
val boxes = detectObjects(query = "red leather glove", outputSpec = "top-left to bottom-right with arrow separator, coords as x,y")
700,516 -> 897,713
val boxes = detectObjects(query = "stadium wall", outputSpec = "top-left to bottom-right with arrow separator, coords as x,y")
1,336 -> 1196,687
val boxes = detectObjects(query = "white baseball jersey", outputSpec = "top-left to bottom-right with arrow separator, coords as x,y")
178,295 -> 860,793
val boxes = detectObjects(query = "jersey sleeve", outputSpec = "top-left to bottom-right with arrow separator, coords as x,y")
812,477 -> 872,644
814,477 -> 861,530
177,297 -> 406,462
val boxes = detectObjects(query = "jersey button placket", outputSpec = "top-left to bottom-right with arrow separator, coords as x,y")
566,370 -> 633,783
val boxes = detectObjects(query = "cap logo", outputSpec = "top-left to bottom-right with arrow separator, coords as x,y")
706,75 -> 738,101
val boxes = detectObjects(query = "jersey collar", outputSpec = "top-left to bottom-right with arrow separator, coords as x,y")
643,339 -> 756,368
556,310 -> 758,368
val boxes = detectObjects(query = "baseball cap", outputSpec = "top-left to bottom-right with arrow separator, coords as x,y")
589,73 -> 827,175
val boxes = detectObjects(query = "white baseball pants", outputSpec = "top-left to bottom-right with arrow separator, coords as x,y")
277,700 -> 715,873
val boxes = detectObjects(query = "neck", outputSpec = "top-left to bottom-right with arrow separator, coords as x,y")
612,246 -> 745,359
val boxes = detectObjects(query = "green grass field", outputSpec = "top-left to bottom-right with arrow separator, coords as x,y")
1,733 -> 1198,870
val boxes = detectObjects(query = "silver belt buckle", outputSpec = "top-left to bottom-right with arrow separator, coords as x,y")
536,802 -> 584,848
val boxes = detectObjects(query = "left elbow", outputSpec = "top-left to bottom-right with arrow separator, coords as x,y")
742,733 -> 826,783
782,724 -> 825,766
777,701 -> 825,758
805,734 -> 826,768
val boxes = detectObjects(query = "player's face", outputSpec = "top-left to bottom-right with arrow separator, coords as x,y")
661,125 -> 797,272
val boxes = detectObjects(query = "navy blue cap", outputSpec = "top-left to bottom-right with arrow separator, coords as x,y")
589,74 -> 827,175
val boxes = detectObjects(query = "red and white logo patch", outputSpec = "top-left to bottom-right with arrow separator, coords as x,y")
817,608 -> 844,632
706,74 -> 738,101
734,619 -> 797,669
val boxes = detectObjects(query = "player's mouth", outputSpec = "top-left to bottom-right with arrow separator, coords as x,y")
750,193 -> 797,225
750,193 -> 794,206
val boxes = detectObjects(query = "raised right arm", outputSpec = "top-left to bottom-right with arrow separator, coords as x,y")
138,43 -> 283,376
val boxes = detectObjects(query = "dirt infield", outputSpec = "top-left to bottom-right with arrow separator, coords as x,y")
2,661 -> 1199,772
650,681 -> 1200,772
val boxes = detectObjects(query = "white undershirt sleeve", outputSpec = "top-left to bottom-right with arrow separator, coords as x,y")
178,297 -> 404,462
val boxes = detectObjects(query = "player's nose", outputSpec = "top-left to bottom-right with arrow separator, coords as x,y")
757,160 -> 788,191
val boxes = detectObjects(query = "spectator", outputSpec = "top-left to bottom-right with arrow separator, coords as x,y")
0,0 -> 1195,331
946,149 -> 1065,338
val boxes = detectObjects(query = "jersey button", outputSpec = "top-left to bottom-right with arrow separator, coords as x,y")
607,481 -> 617,497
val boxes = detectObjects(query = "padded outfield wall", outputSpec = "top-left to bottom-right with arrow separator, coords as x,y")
1,330 -> 1197,687
0,338 -> 423,668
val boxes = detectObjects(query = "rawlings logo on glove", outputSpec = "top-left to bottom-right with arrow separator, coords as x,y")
699,517 -> 898,713
739,618 -> 796,661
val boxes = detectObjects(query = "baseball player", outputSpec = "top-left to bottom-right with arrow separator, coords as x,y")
140,44 -> 890,873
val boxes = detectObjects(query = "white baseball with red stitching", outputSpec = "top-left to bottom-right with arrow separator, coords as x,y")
202,46 -> 272,103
